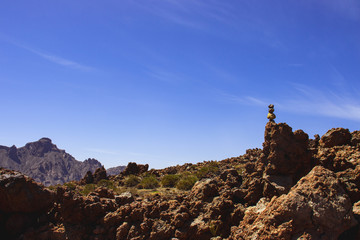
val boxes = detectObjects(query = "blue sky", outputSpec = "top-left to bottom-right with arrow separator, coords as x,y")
0,0 -> 359,169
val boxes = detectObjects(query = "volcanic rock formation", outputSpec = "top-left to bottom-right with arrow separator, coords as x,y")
1,123 -> 360,239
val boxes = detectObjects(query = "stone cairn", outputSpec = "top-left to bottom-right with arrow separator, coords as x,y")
267,104 -> 276,122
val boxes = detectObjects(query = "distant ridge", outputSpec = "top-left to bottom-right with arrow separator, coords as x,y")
0,138 -> 109,186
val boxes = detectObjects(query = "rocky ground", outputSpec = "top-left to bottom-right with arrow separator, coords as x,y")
1,122 -> 360,240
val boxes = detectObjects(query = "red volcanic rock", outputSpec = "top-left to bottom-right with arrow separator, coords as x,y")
115,191 -> 134,205
116,222 -> 130,239
319,128 -> 352,148
262,122 -> 311,177
93,166 -> 108,183
122,162 -> 149,176
80,170 -> 94,185
190,178 -> 219,201
220,169 -> 242,187
230,166 -> 357,240
0,168 -> 54,213
351,130 -> 360,146
92,186 -> 115,199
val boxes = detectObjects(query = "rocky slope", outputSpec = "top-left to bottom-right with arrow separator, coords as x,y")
0,138 -> 103,186
1,122 -> 360,240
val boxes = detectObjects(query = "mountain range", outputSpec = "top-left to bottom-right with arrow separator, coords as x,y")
0,137 -> 125,186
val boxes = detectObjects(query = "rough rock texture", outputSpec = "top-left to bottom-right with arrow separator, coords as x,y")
0,168 -> 54,213
319,128 -> 352,148
0,138 -> 103,186
261,122 -> 312,178
0,168 -> 55,239
122,162 -> 149,176
107,166 -> 126,176
241,122 -> 313,205
2,122 -> 360,239
230,166 -> 357,239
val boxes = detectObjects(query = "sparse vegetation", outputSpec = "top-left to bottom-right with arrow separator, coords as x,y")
195,161 -> 219,179
81,183 -> 96,195
161,174 -> 180,187
138,175 -> 159,189
234,164 -> 246,176
97,179 -> 115,190
176,174 -> 198,190
209,220 -> 219,236
63,182 -> 76,190
124,175 -> 140,187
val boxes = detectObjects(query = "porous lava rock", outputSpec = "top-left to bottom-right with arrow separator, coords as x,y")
122,162 -> 149,176
93,166 -> 108,183
262,122 -> 312,178
229,166 -> 357,239
241,122 -> 313,204
0,168 -> 54,213
0,168 -> 55,239
319,127 -> 352,148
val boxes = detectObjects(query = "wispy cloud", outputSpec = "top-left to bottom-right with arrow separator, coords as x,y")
22,46 -> 94,71
284,84 -> 360,121
0,35 -> 94,71
221,84 -> 360,122
145,66 -> 184,84
220,91 -> 269,106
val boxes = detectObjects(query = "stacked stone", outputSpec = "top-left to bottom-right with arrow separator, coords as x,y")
267,104 -> 276,122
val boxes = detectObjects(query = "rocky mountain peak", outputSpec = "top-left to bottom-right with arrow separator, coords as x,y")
24,137 -> 59,157
0,139 -> 106,186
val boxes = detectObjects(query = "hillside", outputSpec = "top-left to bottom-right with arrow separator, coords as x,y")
1,122 -> 360,239
0,138 -> 103,186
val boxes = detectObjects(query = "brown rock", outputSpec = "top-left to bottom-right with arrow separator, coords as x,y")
93,166 -> 107,183
351,130 -> 360,146
191,179 -> 219,201
80,170 -> 94,185
230,166 -> 357,239
220,169 -> 242,187
0,168 -> 54,213
319,128 -> 351,148
262,122 -> 311,178
115,191 -> 134,205
122,162 -> 149,176
94,186 -> 114,199
116,222 -> 130,240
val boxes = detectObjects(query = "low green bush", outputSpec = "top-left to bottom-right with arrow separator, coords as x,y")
124,175 -> 140,187
63,182 -> 76,190
138,175 -> 159,189
97,179 -> 115,189
196,161 -> 219,179
176,175 -> 198,190
161,174 -> 180,188
81,183 -> 96,195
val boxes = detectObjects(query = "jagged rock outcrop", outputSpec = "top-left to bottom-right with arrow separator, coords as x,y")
1,122 -> 360,239
0,138 -> 103,186
241,122 -> 313,205
122,162 -> 149,176
80,166 -> 108,185
229,166 -> 357,239
0,168 -> 55,239
319,128 -> 352,148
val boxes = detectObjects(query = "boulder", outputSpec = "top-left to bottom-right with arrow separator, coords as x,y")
191,179 -> 219,201
319,128 -> 351,148
115,192 -> 134,205
230,166 -> 357,239
0,168 -> 54,213
93,166 -> 107,183
122,162 -> 149,176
